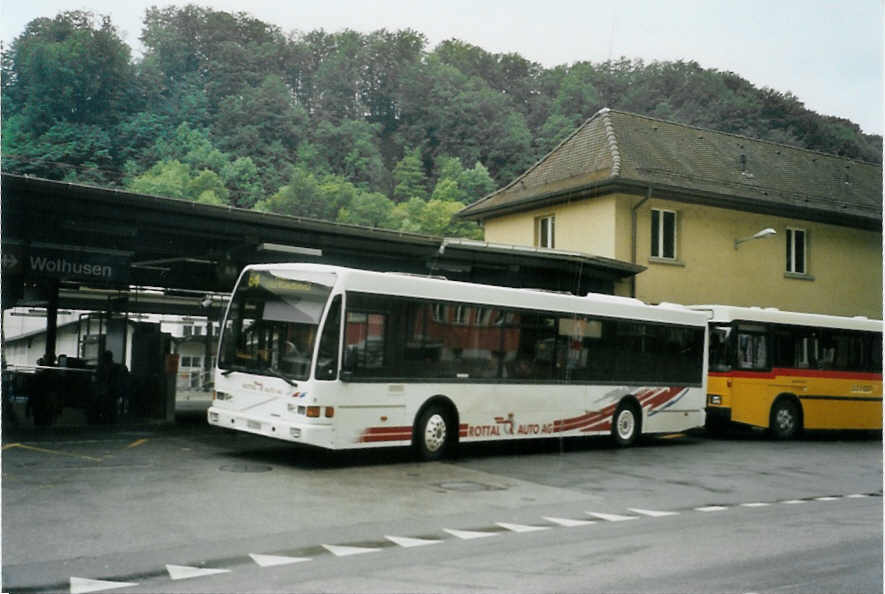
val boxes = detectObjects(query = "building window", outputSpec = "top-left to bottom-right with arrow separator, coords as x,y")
183,325 -> 193,337
535,215 -> 555,249
651,209 -> 677,259
786,228 -> 807,274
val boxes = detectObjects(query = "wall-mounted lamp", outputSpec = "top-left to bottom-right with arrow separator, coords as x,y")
734,227 -> 776,250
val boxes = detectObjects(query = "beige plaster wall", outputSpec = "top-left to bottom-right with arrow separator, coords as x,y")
480,194 -> 882,318
632,199 -> 882,318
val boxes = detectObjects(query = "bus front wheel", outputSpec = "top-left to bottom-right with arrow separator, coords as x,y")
769,398 -> 801,440
611,401 -> 641,447
415,405 -> 452,461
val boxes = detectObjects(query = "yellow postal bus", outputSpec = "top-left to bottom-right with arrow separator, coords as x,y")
690,305 -> 882,439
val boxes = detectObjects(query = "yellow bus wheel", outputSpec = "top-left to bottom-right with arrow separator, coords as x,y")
769,398 -> 802,440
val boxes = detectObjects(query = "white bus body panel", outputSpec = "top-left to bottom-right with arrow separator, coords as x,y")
208,374 -> 704,449
209,264 -> 709,450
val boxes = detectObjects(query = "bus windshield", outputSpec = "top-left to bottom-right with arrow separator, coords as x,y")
218,269 -> 335,381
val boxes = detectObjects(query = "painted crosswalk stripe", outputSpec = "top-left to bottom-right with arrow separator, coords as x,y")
694,506 -> 728,512
496,522 -> 551,533
628,508 -> 679,518
69,577 -> 138,594
443,528 -> 498,540
166,564 -> 231,580
385,535 -> 441,548
585,512 -> 639,522
542,516 -> 596,527
740,502 -> 770,508
249,554 -> 311,567
322,544 -> 381,556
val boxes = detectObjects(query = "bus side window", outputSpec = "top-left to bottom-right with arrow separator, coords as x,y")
737,333 -> 767,370
345,311 -> 386,375
871,335 -> 883,372
793,333 -> 816,368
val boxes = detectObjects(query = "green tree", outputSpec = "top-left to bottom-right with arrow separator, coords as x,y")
390,197 -> 428,233
392,147 -> 428,201
418,199 -> 482,238
127,159 -> 228,204
1,10 -> 136,181
337,191 -> 395,228
430,178 -> 464,203
255,167 -> 323,218
313,119 -> 388,191
2,11 -> 135,133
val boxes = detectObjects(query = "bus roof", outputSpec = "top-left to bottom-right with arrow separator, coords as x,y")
241,263 -> 708,327
688,304 -> 883,333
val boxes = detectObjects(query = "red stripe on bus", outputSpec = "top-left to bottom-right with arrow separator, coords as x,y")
362,426 -> 413,434
358,426 -> 413,443
710,369 -> 882,381
359,432 -> 412,443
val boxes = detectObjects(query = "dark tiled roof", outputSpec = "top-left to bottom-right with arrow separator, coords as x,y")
459,109 -> 882,229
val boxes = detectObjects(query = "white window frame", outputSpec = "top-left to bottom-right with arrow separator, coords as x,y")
651,208 -> 677,260
786,227 -> 807,275
535,215 -> 555,249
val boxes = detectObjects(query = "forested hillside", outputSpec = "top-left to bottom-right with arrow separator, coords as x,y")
2,7 -> 881,238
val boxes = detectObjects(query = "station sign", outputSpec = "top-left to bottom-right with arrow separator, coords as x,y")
1,243 -> 24,275
23,243 -> 130,284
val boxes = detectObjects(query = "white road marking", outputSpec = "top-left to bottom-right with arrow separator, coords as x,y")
322,544 -> 381,556
740,502 -> 770,507
846,493 -> 869,498
814,496 -> 841,501
585,512 -> 639,522
781,499 -> 805,504
628,508 -> 680,518
542,516 -> 596,527
385,535 -> 441,548
249,553 -> 311,567
69,577 -> 138,594
165,564 -> 231,580
496,522 -> 551,533
694,506 -> 728,512
443,528 -> 498,540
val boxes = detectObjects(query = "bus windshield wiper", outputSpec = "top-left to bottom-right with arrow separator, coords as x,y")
263,366 -> 297,386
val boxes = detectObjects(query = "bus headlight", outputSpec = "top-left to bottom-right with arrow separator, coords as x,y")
708,395 -> 722,405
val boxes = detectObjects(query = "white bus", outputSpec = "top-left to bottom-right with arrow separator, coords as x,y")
208,264 -> 709,459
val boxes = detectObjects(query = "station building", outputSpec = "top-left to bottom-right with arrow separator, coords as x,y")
458,108 -> 883,319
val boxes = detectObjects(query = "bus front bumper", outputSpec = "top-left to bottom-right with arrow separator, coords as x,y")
207,406 -> 335,448
705,405 -> 732,423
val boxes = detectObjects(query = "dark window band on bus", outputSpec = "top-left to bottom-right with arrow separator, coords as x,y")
710,322 -> 882,375
342,291 -> 705,386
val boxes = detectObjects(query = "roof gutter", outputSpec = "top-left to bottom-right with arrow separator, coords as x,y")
458,176 -> 881,231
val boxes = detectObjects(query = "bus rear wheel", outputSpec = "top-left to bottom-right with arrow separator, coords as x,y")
415,405 -> 452,461
770,398 -> 801,440
611,401 -> 641,447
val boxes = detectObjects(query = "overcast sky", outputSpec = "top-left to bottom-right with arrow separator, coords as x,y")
2,0 -> 882,135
